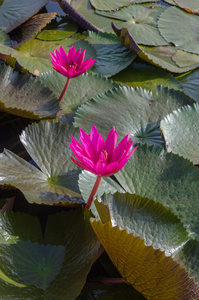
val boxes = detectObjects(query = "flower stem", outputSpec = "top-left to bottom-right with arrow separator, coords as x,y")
58,78 -> 71,103
86,176 -> 102,210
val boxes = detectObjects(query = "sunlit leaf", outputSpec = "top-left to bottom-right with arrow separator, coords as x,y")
158,6 -> 199,54
97,5 -> 168,46
161,103 -> 199,164
0,29 -> 11,46
90,0 -> 159,11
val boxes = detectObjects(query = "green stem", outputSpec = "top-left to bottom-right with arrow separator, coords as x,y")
58,78 -> 71,103
86,176 -> 102,210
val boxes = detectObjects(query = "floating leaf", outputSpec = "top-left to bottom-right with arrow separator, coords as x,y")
0,37 -> 96,75
112,62 -> 183,92
0,121 -> 83,205
0,65 -> 59,119
9,13 -> 57,47
158,6 -> 199,54
176,68 -> 199,102
174,0 -> 199,14
0,0 -> 49,33
39,71 -> 116,118
115,144 -> 199,234
85,31 -> 136,76
74,85 -> 194,147
97,5 -> 168,46
172,49 -> 199,68
0,209 -> 100,299
90,0 -> 159,11
91,220 -> 199,299
161,103 -> 199,165
112,24 -> 199,73
0,29 -> 11,46
37,17 -> 78,41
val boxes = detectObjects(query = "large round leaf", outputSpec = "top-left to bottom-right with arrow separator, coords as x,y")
174,0 -> 199,14
115,144 -> 199,235
0,37 -> 96,75
176,68 -> 199,102
85,31 -> 136,77
74,85 -> 194,147
91,219 -> 199,299
158,6 -> 199,54
112,62 -> 183,93
0,0 -> 49,33
0,65 -> 59,119
39,71 -> 116,119
0,121 -> 83,205
0,209 -> 100,299
96,5 -> 168,46
90,0 -> 159,11
161,103 -> 199,164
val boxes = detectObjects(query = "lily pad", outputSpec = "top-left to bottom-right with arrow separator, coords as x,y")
115,144 -> 199,235
0,37 -> 96,75
90,0 -> 159,11
74,85 -> 194,147
96,5 -> 168,46
0,65 -> 59,119
174,0 -> 199,14
91,219 -> 199,299
85,31 -> 136,76
0,29 -> 11,46
112,62 -> 183,92
160,103 -> 199,165
0,0 -> 49,33
176,68 -> 199,102
0,209 -> 100,299
158,6 -> 199,54
0,121 -> 83,205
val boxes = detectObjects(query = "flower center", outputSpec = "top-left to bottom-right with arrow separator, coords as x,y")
65,62 -> 77,70
102,150 -> 109,163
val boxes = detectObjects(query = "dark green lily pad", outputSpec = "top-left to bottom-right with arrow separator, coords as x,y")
0,0 -> 49,33
176,68 -> 199,102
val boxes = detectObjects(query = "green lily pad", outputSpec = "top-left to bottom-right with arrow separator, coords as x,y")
39,71 -> 116,118
172,49 -> 199,68
74,85 -> 194,147
161,103 -> 199,165
91,218 -> 199,299
9,13 -> 57,47
0,209 -> 100,299
85,31 -> 136,76
37,16 -> 78,41
0,29 -> 11,46
112,24 -> 199,73
96,5 -> 168,46
112,62 -> 183,92
174,0 -> 199,14
90,0 -> 159,11
0,121 -> 83,205
0,0 -> 49,33
115,144 -> 199,235
59,0 -> 123,33
0,65 -> 59,119
158,6 -> 199,54
176,68 -> 199,102
0,37 -> 96,75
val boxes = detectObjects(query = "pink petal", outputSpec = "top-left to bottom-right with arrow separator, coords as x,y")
111,134 -> 130,162
90,125 -> 100,152
82,157 -> 96,173
81,58 -> 96,71
106,161 -> 119,175
96,134 -> 106,156
73,48 -> 81,64
95,160 -> 107,176
80,129 -> 97,161
105,127 -> 117,160
71,157 -> 86,169
59,46 -> 68,65
68,45 -> 76,63
76,49 -> 85,67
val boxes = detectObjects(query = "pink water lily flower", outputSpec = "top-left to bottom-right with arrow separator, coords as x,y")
70,125 -> 137,210
70,125 -> 137,177
50,46 -> 96,103
50,45 -> 96,79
